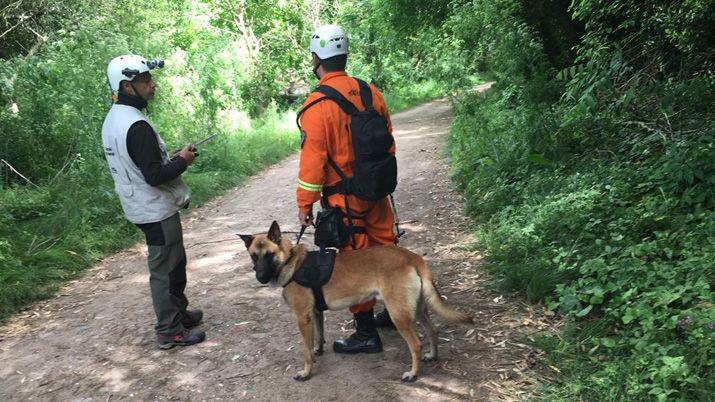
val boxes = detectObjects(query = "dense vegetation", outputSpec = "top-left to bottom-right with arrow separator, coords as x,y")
442,0 -> 714,400
2,0 -> 712,399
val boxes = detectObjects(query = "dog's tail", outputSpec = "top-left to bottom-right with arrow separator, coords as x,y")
416,259 -> 474,325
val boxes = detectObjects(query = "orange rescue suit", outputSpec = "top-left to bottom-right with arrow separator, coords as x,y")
297,71 -> 397,313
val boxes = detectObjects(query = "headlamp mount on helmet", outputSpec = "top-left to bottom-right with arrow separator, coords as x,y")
121,59 -> 164,79
147,59 -> 164,69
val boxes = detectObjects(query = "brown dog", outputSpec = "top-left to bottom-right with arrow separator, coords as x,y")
238,221 -> 473,382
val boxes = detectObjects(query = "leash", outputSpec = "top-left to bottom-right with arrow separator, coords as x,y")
390,194 -> 406,238
296,224 -> 308,244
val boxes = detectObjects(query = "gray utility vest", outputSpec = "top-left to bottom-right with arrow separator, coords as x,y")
101,104 -> 190,224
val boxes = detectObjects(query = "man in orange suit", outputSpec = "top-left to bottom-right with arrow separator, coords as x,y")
296,24 -> 397,354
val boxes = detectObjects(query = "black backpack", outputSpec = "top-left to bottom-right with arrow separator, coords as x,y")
296,78 -> 397,201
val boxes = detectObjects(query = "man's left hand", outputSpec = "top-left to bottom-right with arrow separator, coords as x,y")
299,209 -> 313,226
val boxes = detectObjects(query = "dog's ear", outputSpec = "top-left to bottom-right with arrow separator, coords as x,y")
267,221 -> 281,244
237,234 -> 254,249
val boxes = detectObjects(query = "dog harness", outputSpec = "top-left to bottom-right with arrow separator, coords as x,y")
285,249 -> 336,311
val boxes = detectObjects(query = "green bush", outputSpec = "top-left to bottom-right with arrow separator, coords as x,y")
447,0 -> 715,399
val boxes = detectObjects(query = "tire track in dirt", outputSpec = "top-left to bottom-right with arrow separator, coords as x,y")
0,83 -> 543,401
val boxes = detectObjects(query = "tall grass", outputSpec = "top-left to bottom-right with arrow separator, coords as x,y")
449,72 -> 715,402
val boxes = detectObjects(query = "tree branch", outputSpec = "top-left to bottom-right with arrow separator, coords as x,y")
1,159 -> 39,188
0,18 -> 24,40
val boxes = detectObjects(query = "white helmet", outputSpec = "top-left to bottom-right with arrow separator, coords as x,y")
310,25 -> 348,60
106,54 -> 164,91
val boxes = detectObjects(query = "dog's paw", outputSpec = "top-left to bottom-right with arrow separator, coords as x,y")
293,371 -> 311,382
422,353 -> 438,362
401,372 -> 417,382
313,348 -> 324,357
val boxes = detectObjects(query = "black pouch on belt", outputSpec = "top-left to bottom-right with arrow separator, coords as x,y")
314,207 -> 349,248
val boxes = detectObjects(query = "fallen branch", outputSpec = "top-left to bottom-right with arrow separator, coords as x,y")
1,159 -> 39,188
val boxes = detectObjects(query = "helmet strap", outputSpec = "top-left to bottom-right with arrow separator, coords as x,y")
129,81 -> 146,104
312,55 -> 323,80
118,82 -> 148,110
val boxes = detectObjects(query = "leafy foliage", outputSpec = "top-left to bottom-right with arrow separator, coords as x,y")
445,0 -> 715,399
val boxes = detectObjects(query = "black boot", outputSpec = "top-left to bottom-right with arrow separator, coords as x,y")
374,308 -> 395,329
333,309 -> 383,354
157,328 -> 206,350
181,309 -> 203,328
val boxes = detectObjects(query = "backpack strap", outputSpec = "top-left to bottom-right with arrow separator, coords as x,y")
355,78 -> 373,110
314,85 -> 360,114
296,83 -> 358,183
316,79 -> 372,112
295,84 -> 359,130
327,156 -> 348,183
295,79 -> 374,129
325,155 -> 358,249
296,95 -> 330,130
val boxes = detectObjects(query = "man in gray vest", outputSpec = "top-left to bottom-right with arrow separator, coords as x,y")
102,55 -> 205,349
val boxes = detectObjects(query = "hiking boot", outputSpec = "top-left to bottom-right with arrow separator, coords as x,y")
157,328 -> 206,350
333,310 -> 383,354
181,309 -> 203,328
374,308 -> 395,329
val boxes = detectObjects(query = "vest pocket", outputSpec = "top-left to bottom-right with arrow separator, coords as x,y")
164,181 -> 190,207
116,183 -> 134,197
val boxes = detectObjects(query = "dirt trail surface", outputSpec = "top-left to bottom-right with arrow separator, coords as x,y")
1,83 -> 544,401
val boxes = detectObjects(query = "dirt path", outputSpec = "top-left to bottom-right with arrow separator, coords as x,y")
0,83 -> 542,401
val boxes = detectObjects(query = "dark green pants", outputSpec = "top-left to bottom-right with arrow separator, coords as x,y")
136,213 -> 189,334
